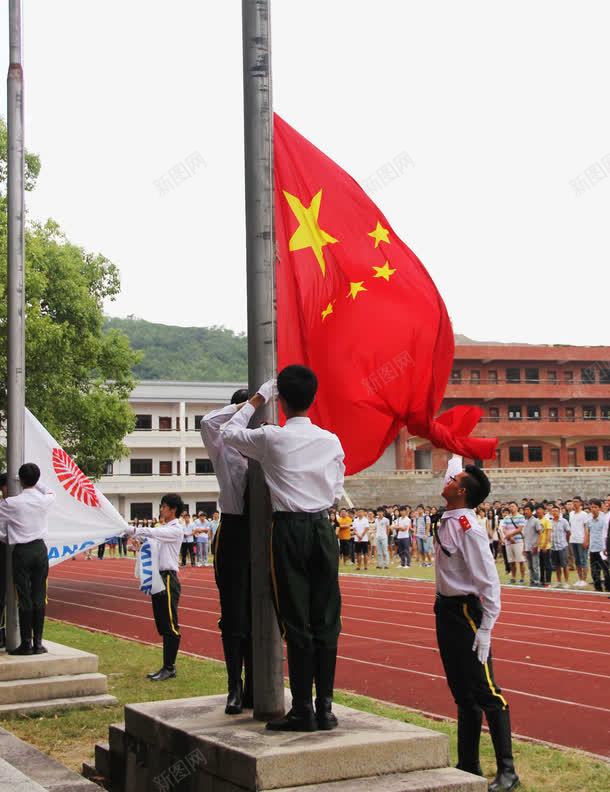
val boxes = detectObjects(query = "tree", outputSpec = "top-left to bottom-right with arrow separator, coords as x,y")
0,117 -> 139,478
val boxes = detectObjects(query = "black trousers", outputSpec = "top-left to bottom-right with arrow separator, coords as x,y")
151,570 -> 181,667
13,539 -> 48,612
539,549 -> 553,585
397,537 -> 411,566
180,542 -> 196,566
97,543 -> 105,559
435,593 -> 508,714
0,542 -> 5,624
213,513 -> 251,638
271,512 -> 341,649
590,552 -> 610,592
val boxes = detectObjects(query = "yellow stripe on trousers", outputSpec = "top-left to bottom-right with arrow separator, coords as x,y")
463,603 -> 508,710
166,575 -> 180,636
269,522 -> 286,639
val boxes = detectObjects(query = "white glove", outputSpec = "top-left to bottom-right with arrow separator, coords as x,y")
256,379 -> 277,404
472,628 -> 491,664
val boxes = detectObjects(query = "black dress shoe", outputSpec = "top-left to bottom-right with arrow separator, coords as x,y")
150,666 -> 176,682
146,667 -> 164,679
8,642 -> 33,656
225,684 -> 243,715
315,698 -> 338,731
489,770 -> 520,791
33,642 -> 48,655
266,707 -> 317,732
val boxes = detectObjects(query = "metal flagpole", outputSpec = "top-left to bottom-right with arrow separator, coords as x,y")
5,0 -> 26,651
241,0 -> 284,720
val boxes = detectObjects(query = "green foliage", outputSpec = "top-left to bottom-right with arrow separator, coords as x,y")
104,316 -> 247,382
0,117 -> 139,478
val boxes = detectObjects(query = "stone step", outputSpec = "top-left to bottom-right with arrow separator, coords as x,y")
0,693 -> 117,718
108,723 -> 127,760
0,726 -> 100,790
0,640 -> 98,682
276,768 -> 487,792
95,741 -> 112,780
0,757 -> 47,792
0,672 -> 107,705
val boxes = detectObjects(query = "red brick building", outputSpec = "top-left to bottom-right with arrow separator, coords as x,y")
396,344 -> 610,473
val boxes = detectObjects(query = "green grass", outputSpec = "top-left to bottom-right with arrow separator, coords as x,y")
1,622 -> 608,792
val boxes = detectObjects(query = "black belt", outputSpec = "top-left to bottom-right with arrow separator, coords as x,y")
273,510 -> 329,520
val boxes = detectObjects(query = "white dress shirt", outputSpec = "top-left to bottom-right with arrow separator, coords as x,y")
221,403 -> 345,513
0,483 -> 56,544
127,518 -> 183,572
200,404 -> 247,515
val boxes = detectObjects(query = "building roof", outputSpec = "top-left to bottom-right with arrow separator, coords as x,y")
131,380 -> 246,403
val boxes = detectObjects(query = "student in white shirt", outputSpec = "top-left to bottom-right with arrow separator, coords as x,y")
222,365 -> 345,732
352,509 -> 370,571
396,506 -> 412,568
0,464 -> 55,656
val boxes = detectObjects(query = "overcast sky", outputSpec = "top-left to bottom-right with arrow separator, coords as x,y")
2,1 -> 609,345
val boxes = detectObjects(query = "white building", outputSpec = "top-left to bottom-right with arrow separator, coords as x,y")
97,380 -> 399,521
98,381 -> 245,521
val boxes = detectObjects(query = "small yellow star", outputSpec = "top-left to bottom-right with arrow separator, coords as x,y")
368,221 -> 390,248
347,281 -> 367,300
372,261 -> 396,282
283,189 -> 338,276
321,302 -> 334,321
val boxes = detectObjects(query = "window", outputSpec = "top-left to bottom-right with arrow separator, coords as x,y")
602,406 -> 610,420
103,460 -> 113,475
603,446 -> 610,461
196,501 -> 217,516
527,405 -> 541,420
509,447 -> 524,462
159,461 -> 172,476
195,458 -> 214,475
581,367 -> 596,384
176,417 -> 181,431
134,414 -> 152,431
130,459 -> 153,476
600,365 -> 610,384
584,446 -> 599,461
508,405 -> 522,420
563,370 -> 574,383
130,503 -> 153,521
506,368 -> 521,383
450,369 -> 462,384
547,370 -> 557,384
548,407 -> 559,422
159,416 -> 172,431
550,448 -> 560,466
525,368 -> 539,383
488,407 -> 500,422
470,370 -> 480,384
528,446 -> 543,462
583,405 -> 596,420
565,407 -> 575,421
194,415 -> 204,430
488,370 -> 498,384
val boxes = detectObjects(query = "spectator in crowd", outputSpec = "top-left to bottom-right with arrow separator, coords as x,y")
180,511 -> 196,567
396,506 -> 411,568
367,510 -> 376,561
501,502 -> 526,584
352,508 -> 370,571
336,508 -> 352,567
193,512 -> 210,567
374,508 -> 390,569
522,504 -> 541,587
536,504 -> 553,588
486,506 -> 500,558
550,505 -> 571,588
568,497 -> 589,587
414,505 -> 431,567
585,498 -> 610,593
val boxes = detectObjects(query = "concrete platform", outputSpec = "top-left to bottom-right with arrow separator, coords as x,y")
0,757 -> 47,792
0,641 -> 98,682
87,693 -> 485,792
0,693 -> 117,718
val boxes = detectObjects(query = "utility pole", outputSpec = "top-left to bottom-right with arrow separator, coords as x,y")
241,0 -> 284,720
5,0 -> 26,651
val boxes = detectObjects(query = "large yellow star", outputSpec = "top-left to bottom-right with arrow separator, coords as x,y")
283,189 -> 338,276
368,221 -> 390,248
347,281 -> 367,300
321,302 -> 334,321
372,261 -> 396,282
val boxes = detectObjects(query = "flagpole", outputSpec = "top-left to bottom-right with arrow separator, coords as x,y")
241,0 -> 284,720
5,0 -> 26,651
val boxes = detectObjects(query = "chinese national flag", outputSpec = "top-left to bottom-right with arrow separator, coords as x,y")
274,114 -> 497,475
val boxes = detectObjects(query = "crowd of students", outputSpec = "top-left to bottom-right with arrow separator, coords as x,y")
330,495 -> 610,593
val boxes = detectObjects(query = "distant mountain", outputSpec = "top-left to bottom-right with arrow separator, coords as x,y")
105,316 -> 499,382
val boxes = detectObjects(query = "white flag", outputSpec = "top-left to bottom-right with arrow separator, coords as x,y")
136,538 -> 165,595
24,408 -> 128,566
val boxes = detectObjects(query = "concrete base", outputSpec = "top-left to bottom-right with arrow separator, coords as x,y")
87,693 -> 487,792
0,640 -> 117,717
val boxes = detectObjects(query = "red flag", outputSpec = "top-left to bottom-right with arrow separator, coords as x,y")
274,115 -> 497,475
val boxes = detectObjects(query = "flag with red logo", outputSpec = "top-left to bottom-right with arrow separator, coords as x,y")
25,408 -> 128,565
274,114 -> 497,474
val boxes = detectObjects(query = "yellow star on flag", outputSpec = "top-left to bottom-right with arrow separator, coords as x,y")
368,221 -> 390,248
321,302 -> 334,321
372,261 -> 396,282
347,281 -> 367,300
283,189 -> 338,276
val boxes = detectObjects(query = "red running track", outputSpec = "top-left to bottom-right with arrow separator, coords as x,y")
47,559 -> 610,757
